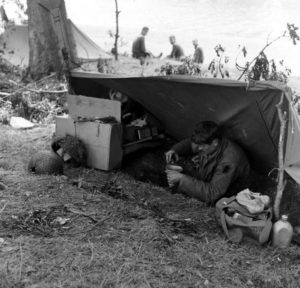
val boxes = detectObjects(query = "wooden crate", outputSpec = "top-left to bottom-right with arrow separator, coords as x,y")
55,115 -> 123,171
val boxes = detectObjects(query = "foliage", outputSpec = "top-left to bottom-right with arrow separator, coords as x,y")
268,60 -> 292,83
0,0 -> 26,12
249,51 -> 269,80
1,91 -> 64,124
236,51 -> 292,83
287,23 -> 300,45
27,96 -> 64,124
0,74 -> 67,124
159,57 -> 202,76
207,44 -> 230,79
0,0 -> 27,23
291,90 -> 300,115
236,23 -> 299,82
1,56 -> 18,76
0,99 -> 12,124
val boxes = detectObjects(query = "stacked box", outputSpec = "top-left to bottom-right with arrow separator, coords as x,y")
55,95 -> 123,171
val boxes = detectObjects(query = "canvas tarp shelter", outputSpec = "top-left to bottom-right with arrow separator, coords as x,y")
70,71 -> 300,184
0,21 -> 112,67
68,20 -> 112,63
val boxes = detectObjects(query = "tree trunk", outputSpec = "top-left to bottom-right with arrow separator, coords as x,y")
27,0 -> 65,80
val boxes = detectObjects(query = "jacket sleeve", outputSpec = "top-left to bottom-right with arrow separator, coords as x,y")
177,161 -> 237,202
171,138 -> 192,156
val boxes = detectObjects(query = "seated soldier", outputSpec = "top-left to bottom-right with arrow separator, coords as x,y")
165,121 -> 250,203
167,35 -> 184,60
132,26 -> 162,66
192,39 -> 204,64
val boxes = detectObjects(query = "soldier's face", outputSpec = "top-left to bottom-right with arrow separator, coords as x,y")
191,139 -> 218,154
192,142 -> 210,153
169,37 -> 175,45
142,29 -> 149,36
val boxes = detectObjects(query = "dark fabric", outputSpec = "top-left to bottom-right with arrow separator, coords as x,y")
121,98 -> 145,124
172,138 -> 250,203
70,73 -> 289,175
170,44 -> 184,59
193,47 -> 204,63
132,36 -> 149,58
171,138 -> 193,156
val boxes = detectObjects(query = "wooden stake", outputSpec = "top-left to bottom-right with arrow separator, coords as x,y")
114,0 -> 120,61
274,92 -> 287,220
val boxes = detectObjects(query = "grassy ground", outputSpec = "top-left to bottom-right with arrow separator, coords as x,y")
0,124 -> 300,288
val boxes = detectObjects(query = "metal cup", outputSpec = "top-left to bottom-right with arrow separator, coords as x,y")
165,164 -> 183,172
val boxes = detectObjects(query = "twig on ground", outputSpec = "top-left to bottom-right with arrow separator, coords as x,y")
65,206 -> 98,223
33,73 -> 57,85
0,92 -> 11,97
9,79 -> 68,94
0,201 -> 9,215
19,239 -> 23,280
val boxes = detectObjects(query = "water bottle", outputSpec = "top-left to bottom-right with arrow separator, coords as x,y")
272,215 -> 293,248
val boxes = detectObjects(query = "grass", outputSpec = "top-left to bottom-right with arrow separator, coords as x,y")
0,124 -> 300,288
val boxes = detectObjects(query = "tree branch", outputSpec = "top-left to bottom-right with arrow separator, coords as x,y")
9,80 -> 68,94
114,0 -> 120,60
237,34 -> 285,80
0,92 -> 11,97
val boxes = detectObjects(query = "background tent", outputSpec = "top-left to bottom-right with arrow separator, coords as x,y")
70,71 -> 300,185
68,20 -> 112,63
0,24 -> 29,67
0,21 -> 112,67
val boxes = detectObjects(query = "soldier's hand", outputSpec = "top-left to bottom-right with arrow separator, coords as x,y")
165,150 -> 179,163
165,170 -> 183,187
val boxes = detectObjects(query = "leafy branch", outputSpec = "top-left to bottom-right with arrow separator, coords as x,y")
236,23 -> 299,81
208,44 -> 230,79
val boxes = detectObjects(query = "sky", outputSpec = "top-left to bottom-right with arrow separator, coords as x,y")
2,0 -> 300,76
64,0 -> 300,76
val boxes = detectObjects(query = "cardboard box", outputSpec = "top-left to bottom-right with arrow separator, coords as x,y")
55,115 -> 123,171
67,94 -> 121,122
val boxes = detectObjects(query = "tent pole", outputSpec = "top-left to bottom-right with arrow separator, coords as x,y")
274,92 -> 287,220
